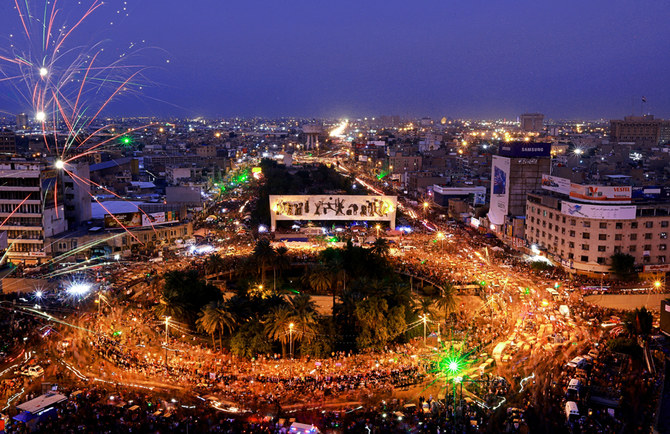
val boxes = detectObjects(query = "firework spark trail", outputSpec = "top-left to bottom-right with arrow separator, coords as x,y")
14,0 -> 31,42
0,194 -> 32,229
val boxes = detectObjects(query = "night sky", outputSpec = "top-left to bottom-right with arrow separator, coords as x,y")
1,0 -> 669,119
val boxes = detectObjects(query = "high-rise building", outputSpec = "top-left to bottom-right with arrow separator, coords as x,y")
609,115 -> 670,147
63,162 -> 92,228
0,159 -> 67,265
488,142 -> 551,242
15,113 -> 28,131
520,113 -> 544,132
0,129 -> 17,155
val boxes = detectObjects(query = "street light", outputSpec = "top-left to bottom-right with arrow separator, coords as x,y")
164,316 -> 171,367
375,224 -> 381,238
437,232 -> 445,251
423,202 -> 429,216
289,323 -> 295,359
422,314 -> 429,346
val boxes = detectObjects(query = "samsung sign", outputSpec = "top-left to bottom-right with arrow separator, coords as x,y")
498,142 -> 551,158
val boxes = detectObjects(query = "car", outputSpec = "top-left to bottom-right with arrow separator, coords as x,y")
16,365 -> 44,377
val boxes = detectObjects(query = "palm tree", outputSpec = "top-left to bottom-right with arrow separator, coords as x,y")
305,264 -> 333,296
290,294 -> 319,348
205,253 -> 226,275
154,288 -> 188,322
252,239 -> 276,286
196,300 -> 237,350
370,237 -> 390,258
273,246 -> 290,290
264,305 -> 294,357
435,283 -> 456,329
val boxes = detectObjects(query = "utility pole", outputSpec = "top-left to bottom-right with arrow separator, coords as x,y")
164,316 -> 171,367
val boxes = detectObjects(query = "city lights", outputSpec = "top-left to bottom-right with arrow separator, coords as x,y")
67,283 -> 92,296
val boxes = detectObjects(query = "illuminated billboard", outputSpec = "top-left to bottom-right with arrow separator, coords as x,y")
269,195 -> 398,230
541,175 -> 571,195
569,184 -> 631,204
560,201 -> 636,220
488,156 -> 510,225
104,212 -> 142,228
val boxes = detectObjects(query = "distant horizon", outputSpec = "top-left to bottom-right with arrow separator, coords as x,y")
1,1 -> 669,121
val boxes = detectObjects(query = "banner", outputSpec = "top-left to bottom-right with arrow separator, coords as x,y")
104,212 -> 142,228
643,264 -> 670,272
560,201 -> 636,220
541,175 -> 571,195
488,156 -> 510,225
569,184 -> 631,204
269,195 -> 398,230
142,212 -> 167,226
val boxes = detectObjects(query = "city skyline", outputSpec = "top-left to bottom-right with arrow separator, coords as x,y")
1,0 -> 670,119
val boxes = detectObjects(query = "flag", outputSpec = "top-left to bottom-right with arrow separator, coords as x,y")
642,96 -> 647,103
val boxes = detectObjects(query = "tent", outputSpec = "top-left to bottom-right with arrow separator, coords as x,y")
289,422 -> 321,433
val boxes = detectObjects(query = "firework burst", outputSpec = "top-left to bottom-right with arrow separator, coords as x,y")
0,1 -> 166,262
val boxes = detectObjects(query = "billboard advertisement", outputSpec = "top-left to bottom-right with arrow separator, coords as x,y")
569,184 -> 631,204
643,264 -> 670,272
142,212 -> 167,227
269,195 -> 398,230
541,175 -> 571,195
560,201 -> 636,220
104,212 -> 142,228
488,156 -> 510,225
498,142 -> 551,158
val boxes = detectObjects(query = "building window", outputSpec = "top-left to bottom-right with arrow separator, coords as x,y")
598,234 -> 607,240
562,217 -> 566,224
599,222 -> 607,229
543,210 -> 547,217
615,234 -> 622,241
598,246 -> 606,252
645,221 -> 654,228
568,252 -> 574,259
571,219 -> 576,226
582,244 -> 590,250
662,232 -> 668,239
644,244 -> 652,251
662,221 -> 669,228
616,222 -> 623,229
659,256 -> 667,263
561,239 -> 565,245
597,257 -> 607,264
631,222 -> 638,229
562,228 -> 566,234
582,232 -> 590,239
569,230 -> 575,237
580,255 -> 589,262
569,242 -> 575,248
645,233 -> 653,240
549,212 -> 553,219
629,246 -> 636,252
614,246 -> 622,253
643,256 -> 651,263
661,244 -> 667,251
583,221 -> 591,228
630,234 -> 637,241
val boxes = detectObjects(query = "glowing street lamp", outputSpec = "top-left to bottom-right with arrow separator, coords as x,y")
375,224 -> 381,238
422,314 -> 429,346
164,316 -> 171,366
67,283 -> 91,296
289,323 -> 295,359
437,232 -> 445,251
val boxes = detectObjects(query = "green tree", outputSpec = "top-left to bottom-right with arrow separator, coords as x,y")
252,239 -> 276,285
435,283 -> 456,328
205,253 -> 226,275
290,293 -> 319,349
610,252 -> 636,279
196,300 -> 237,350
264,305 -> 294,357
370,237 -> 390,259
156,270 -> 221,323
230,320 -> 272,358
305,264 -> 333,295
354,296 -> 406,349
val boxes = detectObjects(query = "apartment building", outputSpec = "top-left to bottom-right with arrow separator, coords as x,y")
526,192 -> 670,276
